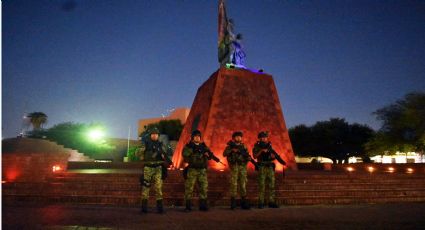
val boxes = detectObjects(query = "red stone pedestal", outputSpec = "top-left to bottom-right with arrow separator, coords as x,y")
172,68 -> 296,171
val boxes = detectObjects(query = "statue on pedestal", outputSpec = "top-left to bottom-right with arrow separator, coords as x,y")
218,0 -> 246,67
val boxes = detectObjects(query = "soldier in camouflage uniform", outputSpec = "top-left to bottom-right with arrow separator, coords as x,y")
223,131 -> 252,210
252,131 -> 286,209
182,130 -> 220,211
138,127 -> 172,214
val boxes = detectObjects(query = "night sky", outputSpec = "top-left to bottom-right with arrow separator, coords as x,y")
3,0 -> 425,139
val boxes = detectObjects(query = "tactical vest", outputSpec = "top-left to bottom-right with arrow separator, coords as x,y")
226,141 -> 249,165
143,140 -> 165,164
184,142 -> 209,169
254,141 -> 275,163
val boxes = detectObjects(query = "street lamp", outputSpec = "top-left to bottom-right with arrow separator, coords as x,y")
87,128 -> 105,142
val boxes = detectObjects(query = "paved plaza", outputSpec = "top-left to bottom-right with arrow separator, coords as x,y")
3,203 -> 425,230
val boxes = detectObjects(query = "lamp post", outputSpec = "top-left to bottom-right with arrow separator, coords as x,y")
126,126 -> 131,162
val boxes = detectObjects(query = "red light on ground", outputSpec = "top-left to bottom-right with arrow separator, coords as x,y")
367,166 -> 375,173
406,168 -> 414,173
52,165 -> 62,173
387,167 -> 395,173
346,167 -> 354,172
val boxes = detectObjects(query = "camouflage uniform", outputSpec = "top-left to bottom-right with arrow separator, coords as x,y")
182,133 -> 219,211
141,139 -> 167,201
223,140 -> 249,197
138,128 -> 172,214
223,139 -> 252,210
253,136 -> 280,208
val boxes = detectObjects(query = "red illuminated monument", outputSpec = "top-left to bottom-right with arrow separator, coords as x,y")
172,67 -> 297,171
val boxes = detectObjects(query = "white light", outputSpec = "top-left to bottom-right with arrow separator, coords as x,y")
52,165 -> 62,172
88,129 -> 104,141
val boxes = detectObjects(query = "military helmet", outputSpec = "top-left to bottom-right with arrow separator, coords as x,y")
258,131 -> 268,138
191,130 -> 202,138
232,131 -> 243,138
149,127 -> 160,135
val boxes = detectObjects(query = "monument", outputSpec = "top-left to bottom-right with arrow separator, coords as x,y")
172,0 -> 296,171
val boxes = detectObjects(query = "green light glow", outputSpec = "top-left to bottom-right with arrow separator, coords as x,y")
87,129 -> 104,142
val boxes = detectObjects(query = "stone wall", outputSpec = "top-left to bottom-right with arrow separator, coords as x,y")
2,138 -> 71,182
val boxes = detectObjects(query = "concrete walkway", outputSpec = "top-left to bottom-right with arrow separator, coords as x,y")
3,203 -> 425,230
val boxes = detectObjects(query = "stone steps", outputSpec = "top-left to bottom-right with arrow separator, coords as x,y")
5,181 -> 425,192
4,193 -> 425,206
4,188 -> 425,199
3,170 -> 425,206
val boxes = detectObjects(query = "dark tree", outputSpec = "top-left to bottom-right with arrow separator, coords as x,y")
366,92 -> 425,156
289,118 -> 374,164
27,112 -> 48,130
28,122 -> 114,158
288,124 -> 313,157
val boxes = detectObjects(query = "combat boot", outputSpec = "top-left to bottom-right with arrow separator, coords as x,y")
230,197 -> 236,210
141,199 -> 148,213
199,199 -> 209,211
268,202 -> 279,208
156,199 -> 164,214
185,200 -> 192,212
241,197 -> 251,210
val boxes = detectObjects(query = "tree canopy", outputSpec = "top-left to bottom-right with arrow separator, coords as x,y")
27,112 -> 48,130
289,118 -> 374,163
365,92 -> 425,155
28,122 -> 114,158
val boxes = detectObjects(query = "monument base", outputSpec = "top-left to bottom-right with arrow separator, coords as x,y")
173,67 -> 296,171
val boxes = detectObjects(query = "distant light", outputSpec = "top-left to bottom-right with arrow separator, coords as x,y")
88,129 -> 104,142
179,168 -> 184,171
1,181 -> 7,184
219,169 -> 225,172
94,160 -> 112,163
367,166 -> 375,173
52,165 -> 62,173
346,167 -> 354,172
407,168 -> 414,173
387,167 -> 395,173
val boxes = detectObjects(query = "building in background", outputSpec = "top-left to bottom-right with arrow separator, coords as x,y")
137,107 -> 190,135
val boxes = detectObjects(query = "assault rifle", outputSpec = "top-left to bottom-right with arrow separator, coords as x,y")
228,142 -> 259,170
259,142 -> 287,166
